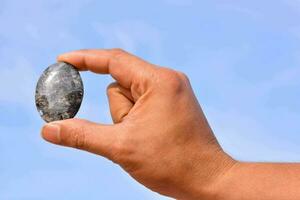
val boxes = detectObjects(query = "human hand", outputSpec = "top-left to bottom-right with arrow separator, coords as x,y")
41,49 -> 236,200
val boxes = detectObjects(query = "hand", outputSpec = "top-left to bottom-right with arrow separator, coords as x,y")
41,49 -> 236,200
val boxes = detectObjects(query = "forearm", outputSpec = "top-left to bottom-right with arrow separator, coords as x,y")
213,162 -> 300,200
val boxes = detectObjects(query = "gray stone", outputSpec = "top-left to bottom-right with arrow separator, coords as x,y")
35,62 -> 84,122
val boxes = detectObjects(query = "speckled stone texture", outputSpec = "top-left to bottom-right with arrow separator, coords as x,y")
35,62 -> 84,122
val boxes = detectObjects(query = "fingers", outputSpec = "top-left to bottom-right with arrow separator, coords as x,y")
107,82 -> 134,123
41,118 -> 119,159
57,49 -> 157,89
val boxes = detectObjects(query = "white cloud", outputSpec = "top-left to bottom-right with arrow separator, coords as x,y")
93,20 -> 163,59
0,56 -> 37,107
0,0 -> 88,49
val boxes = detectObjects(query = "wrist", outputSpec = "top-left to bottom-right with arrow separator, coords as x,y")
208,160 -> 244,200
178,149 -> 238,200
202,153 -> 239,200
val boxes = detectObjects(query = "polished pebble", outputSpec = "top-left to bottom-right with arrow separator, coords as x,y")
35,62 -> 84,122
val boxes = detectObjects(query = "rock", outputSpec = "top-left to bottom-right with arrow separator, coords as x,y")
35,62 -> 84,122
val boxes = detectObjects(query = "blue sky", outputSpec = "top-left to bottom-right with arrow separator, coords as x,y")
1,0 -> 300,199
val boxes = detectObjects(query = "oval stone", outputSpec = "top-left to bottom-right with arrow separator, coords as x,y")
35,62 -> 84,122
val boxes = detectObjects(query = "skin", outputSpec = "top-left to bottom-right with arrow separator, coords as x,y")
42,49 -> 300,200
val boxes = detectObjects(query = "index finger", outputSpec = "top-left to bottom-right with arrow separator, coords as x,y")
57,49 -> 156,88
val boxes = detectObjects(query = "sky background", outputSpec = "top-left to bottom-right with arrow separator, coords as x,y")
1,0 -> 300,199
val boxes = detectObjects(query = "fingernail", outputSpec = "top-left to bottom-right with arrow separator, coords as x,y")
41,123 -> 61,144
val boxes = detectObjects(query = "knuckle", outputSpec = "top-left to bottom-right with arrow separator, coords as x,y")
157,67 -> 178,79
157,67 -> 187,91
176,71 -> 190,83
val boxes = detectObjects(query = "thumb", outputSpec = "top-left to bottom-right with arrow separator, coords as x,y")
41,118 -> 118,159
